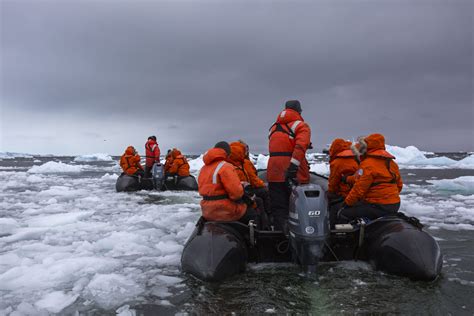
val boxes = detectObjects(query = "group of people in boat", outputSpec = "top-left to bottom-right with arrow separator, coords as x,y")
119,136 -> 191,180
197,99 -> 403,230
118,99 -> 403,230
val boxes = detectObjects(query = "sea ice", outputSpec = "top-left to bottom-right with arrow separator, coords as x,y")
27,161 -> 82,174
74,153 -> 112,162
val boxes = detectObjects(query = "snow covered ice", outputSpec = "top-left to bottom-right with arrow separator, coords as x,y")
74,153 -> 113,162
0,147 -> 473,314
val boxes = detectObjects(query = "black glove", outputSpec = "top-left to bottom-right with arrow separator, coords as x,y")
285,162 -> 298,184
341,174 -> 347,184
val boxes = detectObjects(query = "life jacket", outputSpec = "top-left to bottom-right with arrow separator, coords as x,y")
168,150 -> 190,177
267,109 -> 311,183
328,148 -> 359,197
145,139 -> 161,167
198,148 -> 247,221
120,146 -> 143,175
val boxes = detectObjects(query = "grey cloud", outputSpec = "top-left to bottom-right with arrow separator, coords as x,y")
1,0 -> 472,155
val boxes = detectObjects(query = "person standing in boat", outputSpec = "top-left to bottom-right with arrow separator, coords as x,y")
144,135 -> 161,178
120,146 -> 145,177
338,133 -> 403,222
198,141 -> 258,224
267,100 -> 311,231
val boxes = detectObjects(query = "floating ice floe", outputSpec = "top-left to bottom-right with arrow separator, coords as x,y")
188,154 -> 204,173
74,153 -> 113,162
427,176 -> 474,194
27,161 -> 83,173
386,145 -> 474,169
0,152 -> 33,159
256,154 -> 269,170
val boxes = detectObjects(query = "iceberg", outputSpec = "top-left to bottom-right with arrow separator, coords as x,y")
0,152 -> 33,159
427,176 -> 474,194
188,154 -> 204,173
28,161 -> 83,173
74,153 -> 113,162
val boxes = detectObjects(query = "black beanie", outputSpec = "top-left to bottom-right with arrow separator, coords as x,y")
148,135 -> 157,141
285,100 -> 302,114
214,141 -> 231,156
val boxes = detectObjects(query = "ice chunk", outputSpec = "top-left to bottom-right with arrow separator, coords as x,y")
0,152 -> 33,159
310,162 -> 329,176
256,154 -> 269,170
116,305 -> 137,316
454,155 -> 474,169
34,291 -> 79,313
74,153 -> 113,162
0,218 -> 19,236
28,161 -> 82,173
188,154 -> 204,173
26,211 -> 94,227
86,273 -> 143,309
427,176 -> 474,194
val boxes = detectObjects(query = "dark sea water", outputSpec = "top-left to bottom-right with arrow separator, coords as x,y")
0,154 -> 473,315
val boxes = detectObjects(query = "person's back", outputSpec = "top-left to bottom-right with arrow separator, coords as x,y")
267,100 -> 311,230
328,139 -> 359,200
339,134 -> 403,222
168,149 -> 190,177
120,146 -> 144,176
145,136 -> 161,177
198,142 -> 247,222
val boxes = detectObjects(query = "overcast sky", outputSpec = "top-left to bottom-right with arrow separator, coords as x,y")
1,0 -> 473,155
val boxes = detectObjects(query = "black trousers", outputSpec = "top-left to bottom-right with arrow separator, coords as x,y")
239,207 -> 259,226
268,182 -> 291,231
254,187 -> 271,215
144,165 -> 153,178
338,202 -> 400,223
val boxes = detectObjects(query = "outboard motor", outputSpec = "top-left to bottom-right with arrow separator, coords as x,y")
152,163 -> 165,190
288,183 -> 329,273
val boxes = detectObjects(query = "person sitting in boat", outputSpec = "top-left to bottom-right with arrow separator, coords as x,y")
144,136 -> 161,178
120,146 -> 145,177
198,141 -> 258,225
328,138 -> 359,202
337,133 -> 403,223
227,141 -> 269,217
164,149 -> 173,173
236,140 -> 271,215
167,148 -> 191,179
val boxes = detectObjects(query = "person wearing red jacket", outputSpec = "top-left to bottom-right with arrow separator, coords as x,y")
338,134 -> 403,223
144,136 -> 161,178
198,141 -> 257,224
267,100 -> 311,231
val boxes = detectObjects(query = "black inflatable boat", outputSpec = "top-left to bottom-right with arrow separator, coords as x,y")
181,173 -> 442,282
116,163 -> 198,192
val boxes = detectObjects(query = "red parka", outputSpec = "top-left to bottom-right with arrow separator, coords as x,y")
145,139 -> 161,167
267,109 -> 311,183
328,139 -> 359,197
345,134 -> 403,206
198,148 -> 247,221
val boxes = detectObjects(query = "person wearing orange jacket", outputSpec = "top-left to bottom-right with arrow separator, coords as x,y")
267,100 -> 311,231
164,149 -> 173,174
167,148 -> 190,177
338,134 -> 403,222
198,141 -> 257,224
120,146 -> 145,177
328,138 -> 359,201
145,136 -> 161,178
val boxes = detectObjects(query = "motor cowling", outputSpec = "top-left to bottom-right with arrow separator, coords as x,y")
152,163 -> 165,190
288,183 -> 329,272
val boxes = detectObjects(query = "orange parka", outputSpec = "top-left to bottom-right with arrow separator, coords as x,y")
168,149 -> 190,177
120,146 -> 144,175
345,134 -> 403,206
328,139 -> 359,197
198,148 -> 247,221
268,109 -> 311,183
164,150 -> 174,173
227,142 -> 265,188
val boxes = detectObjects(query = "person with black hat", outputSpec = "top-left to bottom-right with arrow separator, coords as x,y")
267,100 -> 312,231
197,141 -> 258,224
145,136 -> 161,178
